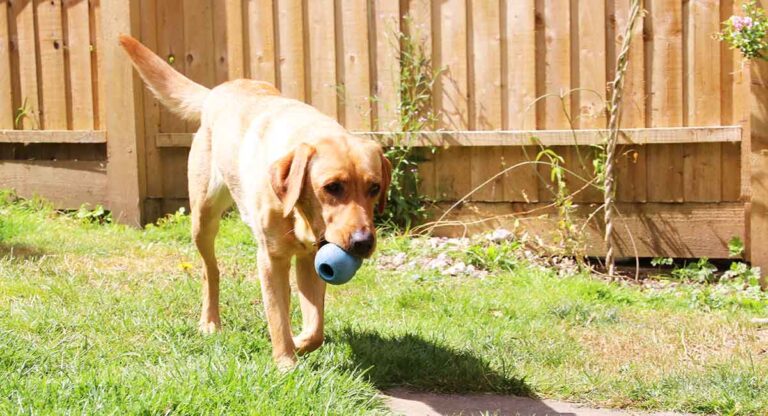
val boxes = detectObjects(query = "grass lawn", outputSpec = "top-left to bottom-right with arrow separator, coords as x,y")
1,193 -> 767,415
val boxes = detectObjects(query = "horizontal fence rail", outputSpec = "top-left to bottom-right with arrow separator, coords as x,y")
154,127 -> 743,148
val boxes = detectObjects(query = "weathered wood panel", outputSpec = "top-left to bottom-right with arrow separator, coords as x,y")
2,161 -> 107,207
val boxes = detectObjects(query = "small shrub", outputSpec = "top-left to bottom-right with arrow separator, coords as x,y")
718,0 -> 768,60
465,242 -> 520,272
376,15 -> 443,230
671,257 -> 718,284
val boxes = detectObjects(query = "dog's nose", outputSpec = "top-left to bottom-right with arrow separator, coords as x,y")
348,229 -> 375,257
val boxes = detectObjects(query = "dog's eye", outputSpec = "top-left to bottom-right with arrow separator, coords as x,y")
324,181 -> 343,196
369,184 -> 381,197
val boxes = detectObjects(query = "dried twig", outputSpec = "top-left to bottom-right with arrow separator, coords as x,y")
604,0 -> 643,278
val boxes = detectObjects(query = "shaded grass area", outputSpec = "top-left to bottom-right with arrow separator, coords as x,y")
1,193 -> 767,415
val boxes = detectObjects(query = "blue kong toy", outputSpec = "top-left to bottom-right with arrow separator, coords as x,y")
314,243 -> 363,285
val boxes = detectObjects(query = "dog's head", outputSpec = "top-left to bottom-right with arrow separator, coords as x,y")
269,136 -> 392,258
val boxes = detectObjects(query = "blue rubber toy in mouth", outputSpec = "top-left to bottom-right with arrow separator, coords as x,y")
314,243 -> 363,285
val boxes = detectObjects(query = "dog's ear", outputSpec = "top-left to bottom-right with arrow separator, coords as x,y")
377,151 -> 392,214
270,144 -> 316,217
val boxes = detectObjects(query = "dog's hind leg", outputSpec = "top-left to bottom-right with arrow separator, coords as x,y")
189,130 -> 233,334
293,254 -> 326,354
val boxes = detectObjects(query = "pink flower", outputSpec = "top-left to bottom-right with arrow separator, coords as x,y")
732,15 -> 754,31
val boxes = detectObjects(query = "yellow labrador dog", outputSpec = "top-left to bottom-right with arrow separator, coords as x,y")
120,35 -> 391,368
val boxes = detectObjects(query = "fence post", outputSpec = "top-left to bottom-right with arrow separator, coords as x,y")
751,46 -> 768,288
100,0 -> 145,226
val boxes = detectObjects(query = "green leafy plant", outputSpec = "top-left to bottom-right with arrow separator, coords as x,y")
535,147 -> 582,257
70,204 -> 112,224
14,97 -> 39,129
465,241 -> 521,272
651,257 -> 673,267
718,0 -> 768,60
671,257 -> 718,284
728,236 -> 745,258
376,15 -> 442,230
722,261 -> 761,287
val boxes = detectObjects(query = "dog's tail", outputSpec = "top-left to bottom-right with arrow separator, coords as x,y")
119,35 -> 209,121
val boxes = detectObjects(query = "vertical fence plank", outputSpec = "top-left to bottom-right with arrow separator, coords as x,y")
0,0 -> 13,129
90,0 -> 104,130
646,0 -> 684,202
213,0 -> 244,84
570,0 -> 606,203
721,0 -> 743,202
101,0 -> 145,225
339,0 -> 370,130
245,0 -> 276,85
535,0 -> 571,202
372,0 -> 399,130
13,0 -> 40,129
64,0 -> 94,130
469,0 -> 503,201
307,0 -> 336,118
751,0 -> 768,285
502,0 -> 538,203
277,0 -> 305,100
613,0 -> 647,203
183,0 -> 215,88
156,0 -> 186,133
434,0 -> 470,201
36,0 -> 67,129
404,0 -> 436,199
684,0 -> 722,202
575,0 -> 605,129
139,0 -> 163,221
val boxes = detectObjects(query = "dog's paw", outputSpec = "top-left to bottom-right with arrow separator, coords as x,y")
198,320 -> 221,335
293,334 -> 324,355
275,354 -> 298,372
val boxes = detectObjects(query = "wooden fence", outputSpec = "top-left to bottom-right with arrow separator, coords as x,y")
1,0 -> 767,268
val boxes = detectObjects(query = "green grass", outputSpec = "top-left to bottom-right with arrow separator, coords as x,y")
1,192 -> 767,415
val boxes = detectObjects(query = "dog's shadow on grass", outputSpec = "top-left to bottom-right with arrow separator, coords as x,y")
334,329 -> 531,395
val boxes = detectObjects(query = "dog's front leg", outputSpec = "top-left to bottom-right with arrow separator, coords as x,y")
293,254 -> 326,354
257,248 -> 296,369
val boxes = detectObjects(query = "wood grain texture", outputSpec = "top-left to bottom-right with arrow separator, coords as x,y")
469,0 -> 502,201
276,0 -> 304,100
406,0 -> 435,199
683,0 -> 722,202
613,0 -> 647,202
646,1 -> 684,202
156,0 -> 186,133
139,0 -> 163,201
1,161 -> 108,207
0,129 -> 105,143
36,0 -> 67,129
64,0 -> 95,130
12,0 -> 40,129
213,0 -> 245,83
430,202 -> 745,259
721,0 -> 745,202
502,0 -> 538,203
307,0 -> 337,118
245,0 -> 276,84
339,0 -> 370,130
0,0 -> 13,129
155,127 -> 743,148
100,0 -> 145,225
372,0 -> 399,130
90,0 -> 105,129
434,0 -> 470,201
